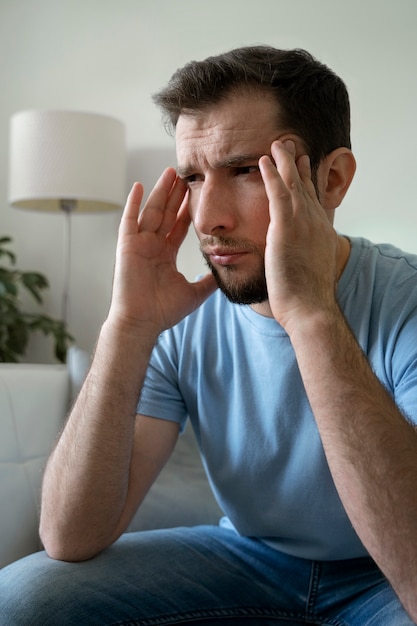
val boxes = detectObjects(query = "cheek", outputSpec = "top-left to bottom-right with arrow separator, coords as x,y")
185,187 -> 200,219
240,188 -> 271,234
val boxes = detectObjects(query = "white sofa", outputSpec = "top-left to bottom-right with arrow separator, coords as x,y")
0,358 -> 222,569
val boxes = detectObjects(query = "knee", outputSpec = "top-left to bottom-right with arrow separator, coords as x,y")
0,551 -> 82,625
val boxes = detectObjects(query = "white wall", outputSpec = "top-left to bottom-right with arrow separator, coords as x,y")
1,0 -> 416,361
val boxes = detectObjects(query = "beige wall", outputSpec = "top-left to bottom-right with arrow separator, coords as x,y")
1,0 -> 416,360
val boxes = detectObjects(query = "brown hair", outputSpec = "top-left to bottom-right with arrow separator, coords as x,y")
153,45 -> 351,171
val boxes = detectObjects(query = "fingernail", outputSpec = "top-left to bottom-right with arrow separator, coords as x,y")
284,140 -> 295,154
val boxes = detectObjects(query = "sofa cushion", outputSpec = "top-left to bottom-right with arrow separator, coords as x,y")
0,358 -> 223,569
0,364 -> 69,568
128,420 -> 223,532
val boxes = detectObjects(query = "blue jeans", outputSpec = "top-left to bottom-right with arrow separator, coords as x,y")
0,526 -> 413,625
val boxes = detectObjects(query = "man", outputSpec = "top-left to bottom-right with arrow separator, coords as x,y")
0,46 -> 416,625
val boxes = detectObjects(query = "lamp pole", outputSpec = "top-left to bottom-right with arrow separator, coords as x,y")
60,199 -> 76,325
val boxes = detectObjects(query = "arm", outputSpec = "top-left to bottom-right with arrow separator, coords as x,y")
39,169 -> 216,562
259,141 -> 417,621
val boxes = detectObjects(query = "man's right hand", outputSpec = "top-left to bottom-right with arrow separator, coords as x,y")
108,167 -> 217,336
40,168 -> 216,562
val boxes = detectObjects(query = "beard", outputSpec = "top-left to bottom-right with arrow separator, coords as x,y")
201,237 -> 268,305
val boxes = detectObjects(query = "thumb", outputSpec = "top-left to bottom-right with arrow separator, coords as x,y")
191,273 -> 217,311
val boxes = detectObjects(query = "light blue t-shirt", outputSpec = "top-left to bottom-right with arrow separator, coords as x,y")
138,237 -> 417,560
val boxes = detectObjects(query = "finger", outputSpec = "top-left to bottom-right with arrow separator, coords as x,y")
189,273 -> 218,310
156,176 -> 188,237
137,168 -> 178,233
259,154 -> 293,226
167,192 -> 192,250
296,154 -> 311,180
268,141 -> 321,221
274,141 -> 318,205
270,140 -> 304,196
259,140 -> 300,201
119,182 -> 144,235
296,154 -> 317,200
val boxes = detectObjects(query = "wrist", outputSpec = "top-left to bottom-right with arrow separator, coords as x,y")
100,315 -> 160,355
285,304 -> 345,348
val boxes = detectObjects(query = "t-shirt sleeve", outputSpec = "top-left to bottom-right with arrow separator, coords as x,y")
136,329 -> 188,431
390,309 -> 417,425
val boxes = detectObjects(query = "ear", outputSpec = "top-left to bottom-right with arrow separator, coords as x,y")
318,148 -> 356,210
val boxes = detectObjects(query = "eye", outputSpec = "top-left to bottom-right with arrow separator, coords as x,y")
234,165 -> 260,176
181,173 -> 204,188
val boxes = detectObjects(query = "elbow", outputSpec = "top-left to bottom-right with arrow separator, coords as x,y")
41,538 -> 105,563
41,534 -> 101,563
43,543 -> 101,563
39,520 -> 107,563
38,498 -> 130,562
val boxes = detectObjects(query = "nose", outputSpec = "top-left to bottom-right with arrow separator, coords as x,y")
190,179 -> 237,236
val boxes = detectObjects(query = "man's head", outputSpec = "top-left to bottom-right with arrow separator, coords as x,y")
153,46 -> 355,308
153,45 -> 351,174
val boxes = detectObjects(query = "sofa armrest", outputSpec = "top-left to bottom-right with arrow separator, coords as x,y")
0,364 -> 69,568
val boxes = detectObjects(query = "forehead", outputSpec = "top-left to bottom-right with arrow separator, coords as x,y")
175,91 -> 283,171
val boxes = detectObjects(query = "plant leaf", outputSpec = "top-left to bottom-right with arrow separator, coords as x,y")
0,237 -> 74,363
21,272 -> 49,303
0,236 -> 16,265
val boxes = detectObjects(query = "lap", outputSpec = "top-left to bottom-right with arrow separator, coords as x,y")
0,526 -> 412,625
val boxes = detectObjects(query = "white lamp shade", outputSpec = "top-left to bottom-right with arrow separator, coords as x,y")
8,110 -> 126,212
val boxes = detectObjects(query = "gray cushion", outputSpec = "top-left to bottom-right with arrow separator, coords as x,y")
128,422 -> 223,531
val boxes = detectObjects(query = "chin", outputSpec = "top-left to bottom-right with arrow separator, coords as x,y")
209,264 -> 268,305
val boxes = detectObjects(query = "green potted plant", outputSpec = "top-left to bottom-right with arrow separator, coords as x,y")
0,236 -> 73,363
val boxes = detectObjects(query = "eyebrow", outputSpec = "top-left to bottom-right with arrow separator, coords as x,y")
177,153 -> 266,178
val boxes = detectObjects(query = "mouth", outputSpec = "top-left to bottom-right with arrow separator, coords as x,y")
202,246 -> 249,267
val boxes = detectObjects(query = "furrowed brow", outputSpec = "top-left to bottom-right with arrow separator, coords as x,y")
176,165 -> 196,179
214,153 -> 264,168
177,153 -> 265,178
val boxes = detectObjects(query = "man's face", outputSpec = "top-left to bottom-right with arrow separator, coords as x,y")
175,90 -> 305,305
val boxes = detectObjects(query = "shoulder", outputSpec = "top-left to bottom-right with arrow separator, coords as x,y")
341,237 -> 417,299
339,237 -> 417,342
354,237 -> 417,273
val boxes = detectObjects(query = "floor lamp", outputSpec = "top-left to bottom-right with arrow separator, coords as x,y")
8,109 -> 126,324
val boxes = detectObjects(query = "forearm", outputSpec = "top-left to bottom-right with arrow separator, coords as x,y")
39,318 -> 157,561
290,308 -> 417,619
